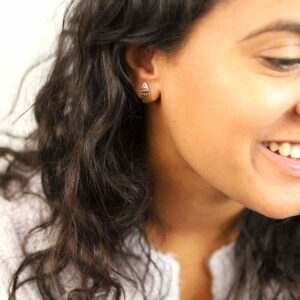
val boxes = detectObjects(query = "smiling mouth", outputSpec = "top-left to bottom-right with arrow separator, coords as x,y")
261,141 -> 300,161
259,143 -> 300,178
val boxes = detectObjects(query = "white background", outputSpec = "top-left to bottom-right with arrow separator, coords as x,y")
0,0 -> 68,147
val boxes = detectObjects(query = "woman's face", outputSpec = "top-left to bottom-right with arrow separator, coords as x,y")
150,0 -> 300,219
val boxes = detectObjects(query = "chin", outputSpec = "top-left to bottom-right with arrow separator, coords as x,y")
262,211 -> 293,220
256,203 -> 299,220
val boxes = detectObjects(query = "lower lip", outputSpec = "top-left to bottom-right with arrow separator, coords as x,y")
259,143 -> 300,177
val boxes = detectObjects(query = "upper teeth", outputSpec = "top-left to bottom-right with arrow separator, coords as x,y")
265,142 -> 300,159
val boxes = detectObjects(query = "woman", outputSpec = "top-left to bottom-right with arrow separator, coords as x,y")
1,0 -> 300,299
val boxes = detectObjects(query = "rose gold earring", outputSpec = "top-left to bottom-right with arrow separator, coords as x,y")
140,82 -> 152,103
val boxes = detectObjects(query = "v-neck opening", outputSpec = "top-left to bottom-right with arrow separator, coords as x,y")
125,227 -> 237,300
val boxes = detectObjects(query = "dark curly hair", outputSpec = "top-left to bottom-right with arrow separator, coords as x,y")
1,0 -> 300,299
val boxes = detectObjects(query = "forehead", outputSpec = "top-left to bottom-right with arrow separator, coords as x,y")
213,0 -> 300,24
189,0 -> 300,43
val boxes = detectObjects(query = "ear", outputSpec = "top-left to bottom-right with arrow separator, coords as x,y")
125,45 -> 161,103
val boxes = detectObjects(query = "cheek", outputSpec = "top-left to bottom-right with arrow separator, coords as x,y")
160,64 -> 281,211
160,49 -> 300,218
161,60 -> 259,158
160,63 -> 253,185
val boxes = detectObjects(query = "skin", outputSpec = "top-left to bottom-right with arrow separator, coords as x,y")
125,0 -> 300,299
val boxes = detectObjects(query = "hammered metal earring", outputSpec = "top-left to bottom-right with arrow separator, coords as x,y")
140,82 -> 152,103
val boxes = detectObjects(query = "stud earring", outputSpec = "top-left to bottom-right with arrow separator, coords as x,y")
140,82 -> 152,103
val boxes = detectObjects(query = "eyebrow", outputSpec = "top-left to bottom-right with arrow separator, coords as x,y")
239,20 -> 300,42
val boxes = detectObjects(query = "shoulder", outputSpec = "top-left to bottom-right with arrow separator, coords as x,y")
0,173 -> 53,299
0,173 -> 51,253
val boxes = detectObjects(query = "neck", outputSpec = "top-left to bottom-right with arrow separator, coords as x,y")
143,104 -> 245,257
143,171 -> 244,257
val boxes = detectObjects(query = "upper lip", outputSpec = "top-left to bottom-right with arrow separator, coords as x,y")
263,140 -> 300,144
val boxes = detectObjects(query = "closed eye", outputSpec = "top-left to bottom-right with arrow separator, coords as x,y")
261,57 -> 300,72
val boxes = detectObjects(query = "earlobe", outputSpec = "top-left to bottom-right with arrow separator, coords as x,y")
140,82 -> 153,103
124,45 -> 161,103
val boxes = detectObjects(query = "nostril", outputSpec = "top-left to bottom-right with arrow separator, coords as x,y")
295,103 -> 300,115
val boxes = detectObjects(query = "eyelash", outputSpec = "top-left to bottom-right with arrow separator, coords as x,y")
262,57 -> 300,72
